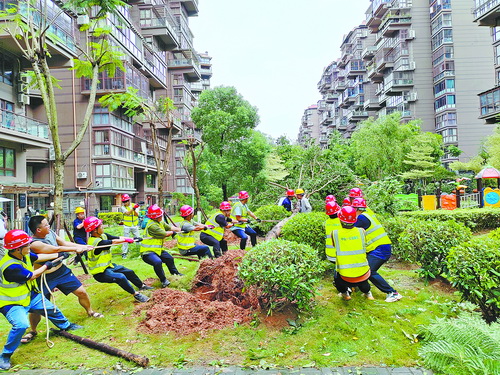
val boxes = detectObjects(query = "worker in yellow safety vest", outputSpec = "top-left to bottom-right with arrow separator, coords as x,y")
230,191 -> 260,250
351,198 -> 403,303
330,206 -> 374,301
200,201 -> 234,258
325,201 -> 342,262
177,205 -> 213,259
0,230 -> 82,370
84,216 -> 151,303
120,194 -> 140,259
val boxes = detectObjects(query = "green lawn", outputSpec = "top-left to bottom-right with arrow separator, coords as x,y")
0,240 -> 463,371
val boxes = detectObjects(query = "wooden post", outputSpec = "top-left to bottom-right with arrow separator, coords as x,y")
455,189 -> 461,209
417,188 -> 422,209
435,187 -> 441,209
478,179 -> 484,208
54,330 -> 149,367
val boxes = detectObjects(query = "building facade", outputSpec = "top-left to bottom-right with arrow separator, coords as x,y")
297,105 -> 320,146
0,0 -> 211,219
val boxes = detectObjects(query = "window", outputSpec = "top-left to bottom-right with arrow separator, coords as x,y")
435,95 -> 456,111
435,112 -> 457,129
0,99 -> 14,129
94,130 -> 110,156
434,79 -> 455,96
431,28 -> 453,51
493,26 -> 500,42
146,174 -> 156,189
175,160 -> 184,175
100,196 -> 113,211
0,147 -> 15,176
0,51 -> 14,86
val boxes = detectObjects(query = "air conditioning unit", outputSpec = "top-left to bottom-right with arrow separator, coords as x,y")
77,15 -> 89,25
95,179 -> 102,187
19,83 -> 30,95
76,171 -> 87,179
17,94 -> 30,106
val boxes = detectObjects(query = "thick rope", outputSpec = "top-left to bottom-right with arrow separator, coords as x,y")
40,273 -> 55,348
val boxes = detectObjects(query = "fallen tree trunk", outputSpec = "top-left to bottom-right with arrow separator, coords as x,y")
265,213 -> 296,241
54,330 -> 149,367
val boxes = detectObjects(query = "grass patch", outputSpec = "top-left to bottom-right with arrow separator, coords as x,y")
0,235 -> 465,370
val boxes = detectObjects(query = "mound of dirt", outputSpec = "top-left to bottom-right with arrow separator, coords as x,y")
191,250 -> 260,309
137,288 -> 251,336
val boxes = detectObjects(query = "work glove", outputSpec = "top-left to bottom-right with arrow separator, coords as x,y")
133,237 -> 143,242
124,238 -> 135,243
45,257 -> 64,270
225,217 -> 232,222
171,232 -> 177,238
58,252 -> 70,259
256,218 -> 262,222
133,204 -> 140,209
206,225 -> 215,229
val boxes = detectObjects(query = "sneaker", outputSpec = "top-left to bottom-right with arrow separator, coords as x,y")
65,323 -> 84,331
161,279 -> 171,288
364,291 -> 375,300
385,292 -> 403,303
173,272 -> 184,277
134,293 -> 150,303
121,253 -> 127,259
341,291 -> 351,301
140,284 -> 154,291
0,355 -> 11,370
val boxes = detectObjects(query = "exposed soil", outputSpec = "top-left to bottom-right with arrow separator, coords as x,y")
428,276 -> 457,294
137,250 -> 259,336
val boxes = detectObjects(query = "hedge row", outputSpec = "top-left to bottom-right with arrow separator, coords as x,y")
400,208 -> 500,231
98,212 -> 123,226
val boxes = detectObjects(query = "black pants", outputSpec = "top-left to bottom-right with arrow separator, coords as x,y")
334,272 -> 371,294
141,251 -> 179,282
94,264 -> 143,294
200,232 -> 227,258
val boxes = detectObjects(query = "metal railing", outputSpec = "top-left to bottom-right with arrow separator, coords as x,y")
0,109 -> 49,139
460,192 -> 481,208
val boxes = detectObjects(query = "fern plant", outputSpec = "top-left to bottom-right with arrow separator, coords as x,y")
419,314 -> 500,375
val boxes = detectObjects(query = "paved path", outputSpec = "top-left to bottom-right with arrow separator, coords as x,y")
13,367 -> 432,374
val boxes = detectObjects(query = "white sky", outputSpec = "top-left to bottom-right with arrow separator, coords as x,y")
189,0 -> 370,141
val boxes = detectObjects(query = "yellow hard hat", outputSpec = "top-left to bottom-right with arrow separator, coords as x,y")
295,188 -> 305,195
74,207 -> 85,214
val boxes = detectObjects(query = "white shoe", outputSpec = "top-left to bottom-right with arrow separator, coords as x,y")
385,292 -> 403,302
364,291 -> 374,300
341,291 -> 351,301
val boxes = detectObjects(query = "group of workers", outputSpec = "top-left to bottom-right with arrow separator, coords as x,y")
278,188 -> 312,213
0,187 -> 401,370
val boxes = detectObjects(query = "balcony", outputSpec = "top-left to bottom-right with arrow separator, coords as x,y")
345,60 -> 366,78
334,80 -> 347,92
363,98 -> 382,110
367,65 -> 384,82
473,0 -> 500,26
379,14 -> 412,37
376,55 -> 395,71
180,0 -> 199,16
0,0 -> 77,63
140,16 -> 179,50
479,86 -> 500,123
384,78 -> 414,95
167,58 -> 201,82
348,110 -> 369,121
362,46 -> 377,60
0,109 -> 51,148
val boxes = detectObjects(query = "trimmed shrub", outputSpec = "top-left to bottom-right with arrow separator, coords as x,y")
281,212 -> 328,259
447,237 -> 500,323
98,212 -> 123,226
398,219 -> 472,280
419,314 -> 500,374
400,208 -> 500,231
252,204 -> 291,234
379,215 -> 412,261
238,239 -> 325,312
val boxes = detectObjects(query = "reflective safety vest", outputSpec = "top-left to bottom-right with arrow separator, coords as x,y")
332,227 -> 369,278
87,234 -> 112,275
122,203 -> 139,227
325,217 -> 342,261
231,201 -> 248,229
177,220 -> 196,251
201,212 -> 224,241
0,254 -> 36,308
361,212 -> 391,252
140,220 -> 168,255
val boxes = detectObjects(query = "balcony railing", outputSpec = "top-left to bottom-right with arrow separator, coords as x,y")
0,109 -> 49,139
479,86 -> 500,121
474,0 -> 500,22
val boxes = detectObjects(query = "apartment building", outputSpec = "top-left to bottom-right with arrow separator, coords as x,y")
314,0 -> 494,167
0,0 -> 211,218
474,0 -> 500,125
297,105 -> 320,146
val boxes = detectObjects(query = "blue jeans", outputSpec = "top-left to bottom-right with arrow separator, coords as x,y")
180,244 -> 213,259
142,251 -> 179,282
93,264 -> 143,295
367,253 -> 396,294
200,232 -> 227,258
232,226 -> 257,249
1,293 -> 70,356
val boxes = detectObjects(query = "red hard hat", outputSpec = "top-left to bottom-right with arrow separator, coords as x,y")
325,195 -> 336,203
351,198 -> 367,208
238,191 -> 249,200
286,189 -> 295,197
3,230 -> 32,250
325,201 -> 341,216
342,198 -> 351,206
84,216 -> 102,232
219,201 -> 231,210
348,188 -> 363,198
338,206 -> 357,224
180,205 -> 194,217
147,204 -> 163,219
121,193 -> 131,202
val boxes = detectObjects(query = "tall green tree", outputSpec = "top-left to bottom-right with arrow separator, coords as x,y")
350,113 -> 421,180
1,0 -> 125,227
191,86 -> 267,200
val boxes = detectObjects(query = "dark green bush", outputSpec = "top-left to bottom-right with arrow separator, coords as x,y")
238,239 -> 325,312
281,212 -> 328,259
400,208 -> 500,231
252,204 -> 291,234
98,212 -> 124,226
419,314 -> 500,374
398,219 -> 472,280
379,215 -> 412,260
447,237 -> 500,323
